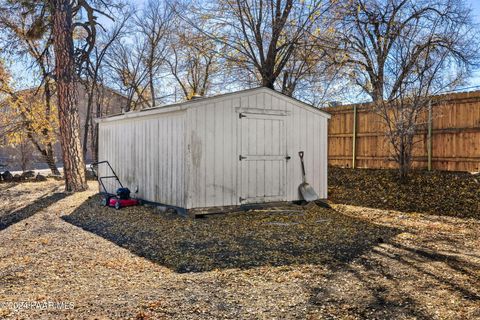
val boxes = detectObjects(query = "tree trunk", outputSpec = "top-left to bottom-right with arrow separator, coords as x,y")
149,66 -> 155,107
26,131 -> 60,175
90,119 -> 99,163
82,84 -> 94,162
51,0 -> 87,191
37,142 -> 60,176
42,59 -> 60,176
45,143 -> 60,175
399,162 -> 409,183
20,141 -> 29,172
371,84 -> 383,103
398,141 -> 410,183
90,88 -> 103,163
261,76 -> 275,90
90,103 -> 99,163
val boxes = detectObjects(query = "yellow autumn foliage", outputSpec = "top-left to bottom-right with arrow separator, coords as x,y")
0,63 -> 58,147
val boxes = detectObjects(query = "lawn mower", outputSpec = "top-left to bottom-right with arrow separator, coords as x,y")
90,161 -> 142,210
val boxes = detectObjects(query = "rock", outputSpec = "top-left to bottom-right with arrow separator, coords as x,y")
2,170 -> 13,181
36,174 -> 47,181
13,174 -> 24,182
153,205 -> 168,214
167,208 -> 180,215
21,170 -> 36,179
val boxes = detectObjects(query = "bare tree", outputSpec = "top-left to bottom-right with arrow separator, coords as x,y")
166,15 -> 222,100
278,31 -> 339,98
335,0 -> 479,180
334,0 -> 478,103
81,7 -> 130,161
187,0 -> 333,94
105,2 -> 173,110
134,0 -> 173,107
88,85 -> 115,162
105,37 -> 152,111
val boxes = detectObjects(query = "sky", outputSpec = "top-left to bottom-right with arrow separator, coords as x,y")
467,0 -> 480,88
6,0 -> 480,94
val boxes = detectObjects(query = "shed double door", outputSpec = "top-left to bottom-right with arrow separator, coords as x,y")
239,113 -> 287,204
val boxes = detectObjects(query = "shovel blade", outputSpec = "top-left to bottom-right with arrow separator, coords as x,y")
299,182 -> 319,202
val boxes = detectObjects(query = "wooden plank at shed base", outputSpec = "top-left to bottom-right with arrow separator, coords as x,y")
187,201 -> 314,218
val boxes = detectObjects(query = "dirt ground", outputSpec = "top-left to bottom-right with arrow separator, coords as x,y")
0,179 -> 479,319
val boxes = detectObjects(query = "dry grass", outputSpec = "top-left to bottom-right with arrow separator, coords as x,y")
0,179 -> 478,319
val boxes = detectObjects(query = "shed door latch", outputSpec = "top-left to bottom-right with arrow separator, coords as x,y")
239,155 -> 247,161
239,112 -> 247,119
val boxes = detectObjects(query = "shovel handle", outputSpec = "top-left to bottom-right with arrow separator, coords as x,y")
298,151 -> 306,180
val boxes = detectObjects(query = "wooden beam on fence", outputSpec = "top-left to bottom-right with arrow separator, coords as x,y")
427,100 -> 432,171
352,105 -> 357,169
329,126 -> 480,137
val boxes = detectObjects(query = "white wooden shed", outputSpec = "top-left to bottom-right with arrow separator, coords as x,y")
97,87 -> 330,213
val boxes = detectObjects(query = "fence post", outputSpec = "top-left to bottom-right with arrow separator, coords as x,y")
352,105 -> 357,169
427,100 -> 432,171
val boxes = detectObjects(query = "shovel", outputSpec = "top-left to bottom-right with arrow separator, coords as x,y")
298,151 -> 319,202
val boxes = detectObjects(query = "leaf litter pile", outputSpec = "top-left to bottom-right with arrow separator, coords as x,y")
0,179 -> 479,319
329,167 -> 480,218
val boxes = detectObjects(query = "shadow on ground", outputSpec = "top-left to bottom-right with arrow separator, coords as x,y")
307,239 -> 480,319
0,191 -> 69,231
63,195 -> 400,273
0,182 -> 18,192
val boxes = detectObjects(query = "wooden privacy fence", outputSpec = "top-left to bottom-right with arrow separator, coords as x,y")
325,90 -> 480,172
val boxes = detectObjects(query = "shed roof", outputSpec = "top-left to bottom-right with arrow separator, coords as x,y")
97,87 -> 331,123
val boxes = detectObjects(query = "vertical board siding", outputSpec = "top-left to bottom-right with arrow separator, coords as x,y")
327,91 -> 480,172
186,98 -> 240,209
284,96 -> 328,200
186,90 -> 329,209
98,111 -> 186,207
99,88 -> 329,210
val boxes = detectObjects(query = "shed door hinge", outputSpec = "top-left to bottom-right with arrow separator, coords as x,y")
239,155 -> 247,161
239,112 -> 247,119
